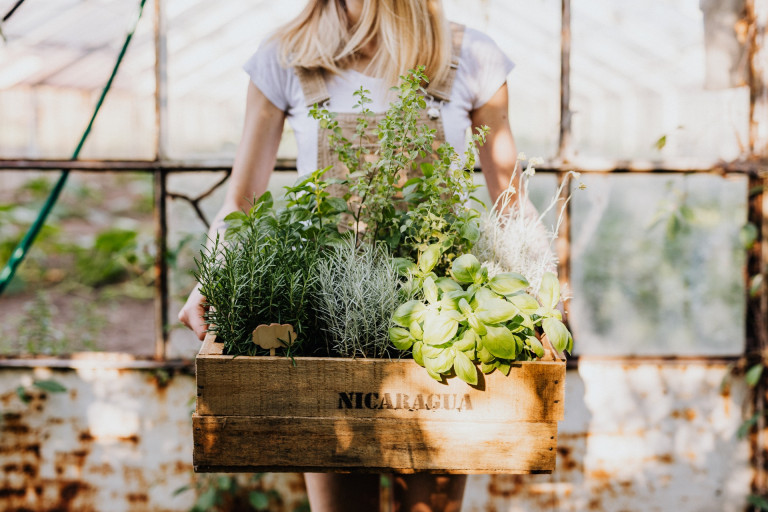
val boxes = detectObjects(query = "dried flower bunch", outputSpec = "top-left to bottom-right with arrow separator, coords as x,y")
194,67 -> 576,383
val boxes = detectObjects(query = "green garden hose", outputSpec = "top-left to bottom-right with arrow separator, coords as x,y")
0,0 -> 148,295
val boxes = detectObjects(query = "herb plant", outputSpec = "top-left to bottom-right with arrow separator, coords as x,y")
310,67 -> 487,268
194,169 -> 347,356
315,239 -> 403,358
390,245 -> 572,384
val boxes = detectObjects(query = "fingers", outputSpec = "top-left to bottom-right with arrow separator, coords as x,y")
178,287 -> 208,341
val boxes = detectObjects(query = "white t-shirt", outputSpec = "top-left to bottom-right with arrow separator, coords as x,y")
243,27 -> 515,176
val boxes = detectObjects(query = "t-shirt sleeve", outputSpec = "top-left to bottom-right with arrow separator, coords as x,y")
460,28 -> 515,110
242,39 -> 291,111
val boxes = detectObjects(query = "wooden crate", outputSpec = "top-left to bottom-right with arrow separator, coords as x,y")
193,334 -> 565,474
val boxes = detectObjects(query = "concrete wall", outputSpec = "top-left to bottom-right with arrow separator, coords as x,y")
0,362 -> 750,511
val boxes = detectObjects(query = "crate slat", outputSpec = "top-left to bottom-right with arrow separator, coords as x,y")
193,415 -> 558,474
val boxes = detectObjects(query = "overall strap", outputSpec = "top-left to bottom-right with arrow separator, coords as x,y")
425,22 -> 465,102
295,67 -> 331,108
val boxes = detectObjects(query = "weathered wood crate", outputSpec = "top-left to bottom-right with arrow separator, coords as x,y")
193,334 -> 565,474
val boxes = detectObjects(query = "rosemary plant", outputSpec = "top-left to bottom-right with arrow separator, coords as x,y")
194,169 -> 347,356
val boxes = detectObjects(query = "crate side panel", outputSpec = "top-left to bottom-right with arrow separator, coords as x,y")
196,357 -> 564,421
193,415 -> 557,474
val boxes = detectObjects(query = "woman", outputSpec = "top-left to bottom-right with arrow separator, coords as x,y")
179,1 -> 518,510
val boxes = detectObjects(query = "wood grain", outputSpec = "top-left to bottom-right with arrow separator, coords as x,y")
193,415 -> 558,474
194,334 -> 566,473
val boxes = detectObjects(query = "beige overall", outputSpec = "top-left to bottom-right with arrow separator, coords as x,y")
296,24 -> 471,512
294,23 -> 466,220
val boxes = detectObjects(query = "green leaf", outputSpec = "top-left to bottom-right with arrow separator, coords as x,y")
475,298 -> 519,325
482,325 -> 518,359
480,362 -> 496,374
324,196 -> 348,213
392,258 -> 417,276
418,244 -> 442,273
741,223 -> 759,249
508,293 -> 540,315
223,210 -> 247,223
526,336 -> 545,358
423,311 -> 459,346
392,300 -> 426,327
249,491 -> 270,510
33,380 -> 67,393
424,347 -> 454,374
451,254 -> 481,284
252,190 -> 274,210
495,360 -> 512,376
434,277 -> 463,293
412,341 -> 425,366
488,273 -> 529,295
538,272 -> 560,311
542,318 -> 572,353
420,162 -> 435,178
747,363 -> 764,387
466,313 -> 487,336
748,494 -> 768,511
459,221 -> 480,244
739,412 -> 761,439
409,320 -> 423,340
196,488 -> 219,510
454,349 -> 478,385
474,287 -> 501,303
423,276 -> 439,304
172,485 -> 190,497
454,329 -> 476,352
15,386 -> 31,404
389,327 -> 413,350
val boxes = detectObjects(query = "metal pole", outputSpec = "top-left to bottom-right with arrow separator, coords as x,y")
746,0 -> 768,503
153,0 -> 169,360
558,0 -> 572,163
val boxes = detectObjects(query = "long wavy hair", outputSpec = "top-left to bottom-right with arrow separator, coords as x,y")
273,0 -> 452,86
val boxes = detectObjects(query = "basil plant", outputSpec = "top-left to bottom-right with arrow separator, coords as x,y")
389,245 -> 572,385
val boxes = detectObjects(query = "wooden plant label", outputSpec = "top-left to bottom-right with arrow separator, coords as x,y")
252,323 -> 295,356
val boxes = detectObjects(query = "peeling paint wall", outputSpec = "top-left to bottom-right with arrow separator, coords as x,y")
0,362 -> 751,511
0,367 -> 306,512
464,363 -> 751,512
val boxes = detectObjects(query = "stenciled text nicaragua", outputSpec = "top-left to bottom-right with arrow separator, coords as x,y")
337,392 -> 473,411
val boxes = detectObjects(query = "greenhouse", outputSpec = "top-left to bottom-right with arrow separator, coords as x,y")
0,0 -> 766,510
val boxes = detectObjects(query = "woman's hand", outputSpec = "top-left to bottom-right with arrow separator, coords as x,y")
178,283 -> 208,340
178,81 -> 286,341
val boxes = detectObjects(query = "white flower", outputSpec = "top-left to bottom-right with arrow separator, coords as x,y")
516,152 -> 527,161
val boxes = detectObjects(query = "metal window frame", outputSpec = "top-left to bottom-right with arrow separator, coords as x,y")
0,0 -> 765,367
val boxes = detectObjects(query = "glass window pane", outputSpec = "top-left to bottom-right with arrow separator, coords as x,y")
166,0 -> 306,159
0,0 -> 156,160
569,173 -> 747,356
444,0 -> 562,159
0,171 -> 156,355
571,0 -> 749,163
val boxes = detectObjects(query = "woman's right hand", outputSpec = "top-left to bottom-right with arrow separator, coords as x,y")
178,284 -> 208,341
178,82 -> 285,342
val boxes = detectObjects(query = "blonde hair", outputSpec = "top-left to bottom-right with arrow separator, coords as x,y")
274,0 -> 452,87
